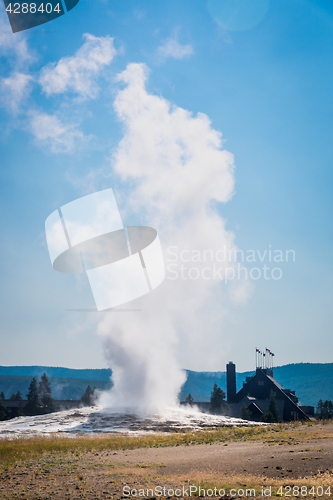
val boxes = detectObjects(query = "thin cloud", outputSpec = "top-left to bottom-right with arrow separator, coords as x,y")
39,34 -> 117,99
0,31 -> 115,154
0,72 -> 33,114
0,13 -> 34,114
0,11 -> 35,67
157,37 -> 194,60
28,111 -> 88,153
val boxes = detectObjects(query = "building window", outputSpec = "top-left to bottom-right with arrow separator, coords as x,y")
258,381 -> 264,386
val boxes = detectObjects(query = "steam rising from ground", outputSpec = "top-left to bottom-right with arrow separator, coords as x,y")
98,63 -> 248,415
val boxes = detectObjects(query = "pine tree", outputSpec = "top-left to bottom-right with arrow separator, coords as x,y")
316,399 -> 323,419
10,391 -> 23,401
262,390 -> 280,423
322,400 -> 329,419
25,377 -> 39,416
185,394 -> 194,407
323,400 -> 333,419
240,403 -> 251,420
262,410 -> 274,423
9,391 -> 24,418
0,400 -> 6,421
80,385 -> 97,407
38,373 -> 55,414
0,391 -> 5,400
316,399 -> 333,419
15,391 -> 22,401
209,384 -> 229,415
327,400 -> 333,419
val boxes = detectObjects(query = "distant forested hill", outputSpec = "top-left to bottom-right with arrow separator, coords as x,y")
179,370 -> 250,403
0,366 -> 111,381
181,363 -> 333,407
1,363 -> 332,406
270,364 -> 333,407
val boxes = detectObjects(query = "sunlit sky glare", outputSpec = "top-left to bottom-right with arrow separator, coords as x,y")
0,0 -> 332,372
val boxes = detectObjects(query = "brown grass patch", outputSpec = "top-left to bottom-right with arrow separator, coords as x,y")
1,420 -> 330,469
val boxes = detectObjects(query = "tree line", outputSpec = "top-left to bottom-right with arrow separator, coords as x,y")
0,374 -> 98,421
185,383 -> 230,414
316,399 -> 333,419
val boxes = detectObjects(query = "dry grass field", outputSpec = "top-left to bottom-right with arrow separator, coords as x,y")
1,420 -> 333,499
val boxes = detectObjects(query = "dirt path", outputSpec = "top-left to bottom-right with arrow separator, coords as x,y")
113,436 -> 333,479
1,423 -> 333,499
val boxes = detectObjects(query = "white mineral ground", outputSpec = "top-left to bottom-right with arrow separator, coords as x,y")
0,406 -> 262,438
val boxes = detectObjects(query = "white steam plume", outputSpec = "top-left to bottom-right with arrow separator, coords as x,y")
98,63 -> 249,414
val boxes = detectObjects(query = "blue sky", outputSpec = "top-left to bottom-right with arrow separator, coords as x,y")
0,0 -> 332,372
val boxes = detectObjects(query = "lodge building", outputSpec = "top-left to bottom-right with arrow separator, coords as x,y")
226,361 -> 314,421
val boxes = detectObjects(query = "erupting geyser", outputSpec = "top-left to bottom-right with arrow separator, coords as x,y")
45,62 -> 248,417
